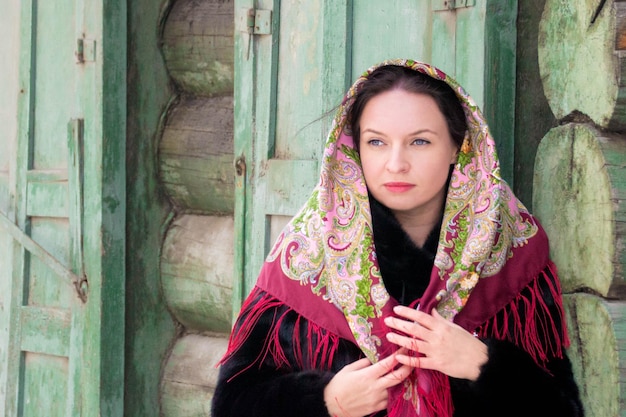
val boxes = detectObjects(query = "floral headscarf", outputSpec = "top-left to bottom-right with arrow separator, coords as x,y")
263,58 -> 539,355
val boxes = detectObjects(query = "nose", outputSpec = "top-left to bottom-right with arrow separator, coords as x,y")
385,147 -> 409,173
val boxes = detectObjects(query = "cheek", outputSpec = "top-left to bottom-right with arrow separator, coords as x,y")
413,155 -> 453,185
359,152 -> 379,180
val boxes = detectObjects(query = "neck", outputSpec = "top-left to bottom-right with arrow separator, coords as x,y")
391,199 -> 444,248
393,216 -> 439,247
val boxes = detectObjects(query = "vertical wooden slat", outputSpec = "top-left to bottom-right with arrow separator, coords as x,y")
82,0 -> 126,414
351,1 -> 431,78
66,116 -> 85,417
514,0 -> 555,208
323,0 -> 352,118
5,0 -> 36,414
482,0 -> 517,185
432,5 -> 457,76
454,5 -> 484,103
247,0 -> 278,294
233,0 -> 255,316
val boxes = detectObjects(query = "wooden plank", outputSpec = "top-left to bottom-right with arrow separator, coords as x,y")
245,0 -> 279,295
351,1 -> 430,77
22,353 -> 68,417
533,123 -> 626,296
80,0 -> 127,413
233,0 -> 256,315
431,4 -> 457,77
274,0 -> 324,160
322,0 -> 352,115
19,306 -> 71,357
6,1 -> 36,414
28,218 -> 73,306
26,180 -> 69,218
32,0 -> 76,171
0,173 -> 9,215
266,159 -> 318,216
481,1 -> 517,185
0,218 -> 13,414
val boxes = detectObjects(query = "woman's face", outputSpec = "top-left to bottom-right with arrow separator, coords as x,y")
359,89 -> 459,219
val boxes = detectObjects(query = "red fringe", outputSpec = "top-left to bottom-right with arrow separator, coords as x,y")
220,266 -> 568,415
387,369 -> 453,417
476,264 -> 569,369
219,287 -> 341,381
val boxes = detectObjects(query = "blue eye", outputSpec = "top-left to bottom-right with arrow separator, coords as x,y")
367,139 -> 384,146
412,138 -> 429,145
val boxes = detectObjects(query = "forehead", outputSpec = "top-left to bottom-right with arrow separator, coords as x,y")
359,90 -> 447,128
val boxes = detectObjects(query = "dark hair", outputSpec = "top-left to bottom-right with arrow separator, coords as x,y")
348,65 -> 467,151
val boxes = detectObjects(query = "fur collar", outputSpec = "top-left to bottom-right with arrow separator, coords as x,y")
370,197 -> 441,305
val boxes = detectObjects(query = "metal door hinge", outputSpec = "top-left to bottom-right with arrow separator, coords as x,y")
237,8 -> 272,35
433,0 -> 475,11
237,7 -> 272,60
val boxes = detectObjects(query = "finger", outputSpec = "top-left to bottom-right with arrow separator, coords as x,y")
395,352 -> 421,368
370,353 -> 401,377
386,332 -> 423,353
385,316 -> 415,337
392,305 -> 420,321
342,357 -> 372,371
430,308 -> 450,325
379,364 -> 412,388
393,306 -> 436,330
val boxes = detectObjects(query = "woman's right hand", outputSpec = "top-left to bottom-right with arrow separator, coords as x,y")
323,353 -> 411,417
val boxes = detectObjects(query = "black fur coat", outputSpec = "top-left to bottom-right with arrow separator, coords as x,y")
211,199 -> 584,417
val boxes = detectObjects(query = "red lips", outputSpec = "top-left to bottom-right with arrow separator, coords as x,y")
383,182 -> 415,193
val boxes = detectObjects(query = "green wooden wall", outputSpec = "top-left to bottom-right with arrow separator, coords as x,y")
0,1 -> 624,416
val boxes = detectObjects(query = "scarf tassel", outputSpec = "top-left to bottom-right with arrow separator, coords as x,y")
220,287 -> 341,375
477,264 -> 569,368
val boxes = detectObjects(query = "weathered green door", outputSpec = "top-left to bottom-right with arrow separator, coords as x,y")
0,1 -> 126,415
233,0 -> 517,308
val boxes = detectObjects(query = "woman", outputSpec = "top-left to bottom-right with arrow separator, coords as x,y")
211,59 -> 584,417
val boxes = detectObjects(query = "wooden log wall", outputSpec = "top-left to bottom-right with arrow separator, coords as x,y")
537,1 -> 626,415
158,0 -> 234,415
152,1 -> 626,415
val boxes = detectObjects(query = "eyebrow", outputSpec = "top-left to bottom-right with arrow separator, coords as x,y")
360,128 -> 438,136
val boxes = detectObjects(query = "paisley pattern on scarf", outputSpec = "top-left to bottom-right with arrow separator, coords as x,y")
265,59 -> 538,361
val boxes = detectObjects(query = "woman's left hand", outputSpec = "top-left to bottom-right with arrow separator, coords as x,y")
384,305 -> 488,381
